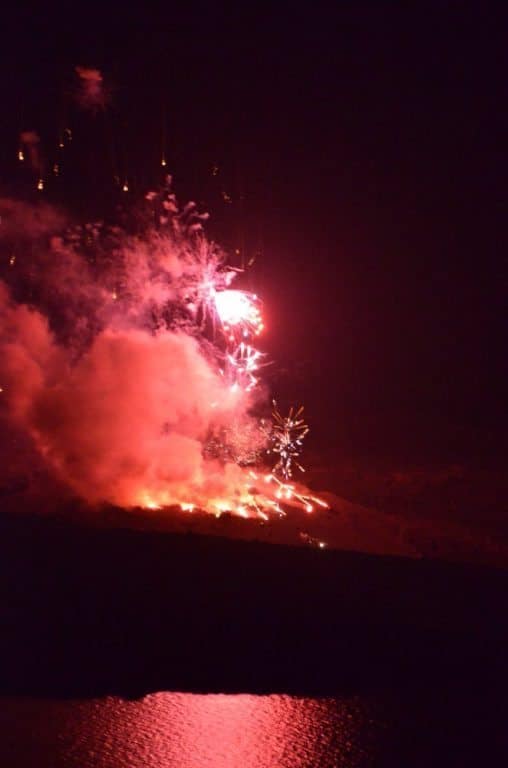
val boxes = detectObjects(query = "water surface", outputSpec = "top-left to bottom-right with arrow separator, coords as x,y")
0,693 -> 381,767
1,686 -> 505,767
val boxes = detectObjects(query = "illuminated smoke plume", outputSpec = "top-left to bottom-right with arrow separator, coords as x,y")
75,66 -> 109,111
0,294 -> 250,508
0,182 -> 326,519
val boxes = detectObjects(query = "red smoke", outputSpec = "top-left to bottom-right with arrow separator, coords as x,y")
75,66 -> 109,111
0,194 -> 263,511
1,280 -> 257,509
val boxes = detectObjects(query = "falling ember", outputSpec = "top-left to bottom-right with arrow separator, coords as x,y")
137,469 -> 328,520
18,149 -> 24,161
37,178 -> 44,191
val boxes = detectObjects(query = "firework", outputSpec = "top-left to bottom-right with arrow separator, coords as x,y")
131,185 -> 326,517
214,289 -> 263,340
224,342 -> 263,392
268,402 -> 309,480
2,66 -> 330,527
1,170 -> 328,523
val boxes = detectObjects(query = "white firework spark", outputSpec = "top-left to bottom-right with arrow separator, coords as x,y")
268,402 -> 309,480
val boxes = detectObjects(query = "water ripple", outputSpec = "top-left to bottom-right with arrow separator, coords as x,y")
0,693 -> 379,767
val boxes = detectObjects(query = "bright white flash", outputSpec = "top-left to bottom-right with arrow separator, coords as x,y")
214,289 -> 263,335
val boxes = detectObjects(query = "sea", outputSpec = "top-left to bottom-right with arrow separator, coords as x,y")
0,686 -> 505,767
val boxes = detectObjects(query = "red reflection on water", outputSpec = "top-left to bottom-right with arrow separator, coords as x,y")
151,693 -> 293,766
1,692 -> 369,767
124,692 -> 363,768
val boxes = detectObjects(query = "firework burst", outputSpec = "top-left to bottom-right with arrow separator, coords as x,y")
268,402 -> 309,480
0,174 -> 328,523
137,182 -> 327,518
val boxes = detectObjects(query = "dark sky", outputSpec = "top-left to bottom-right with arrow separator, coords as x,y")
1,3 -> 506,464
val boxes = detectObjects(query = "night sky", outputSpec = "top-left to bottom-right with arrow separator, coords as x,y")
1,3 -> 506,465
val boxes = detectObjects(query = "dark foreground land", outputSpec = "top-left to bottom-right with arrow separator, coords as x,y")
0,510 -> 507,764
0,509 -> 506,696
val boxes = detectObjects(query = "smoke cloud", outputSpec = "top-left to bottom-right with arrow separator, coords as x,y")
0,189 -> 265,510
75,66 -> 109,111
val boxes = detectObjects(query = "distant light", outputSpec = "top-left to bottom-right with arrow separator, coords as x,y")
18,149 -> 24,161
37,178 -> 44,191
122,181 -> 129,192
161,156 -> 167,167
9,255 -> 16,266
53,163 -> 59,176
